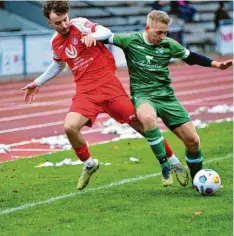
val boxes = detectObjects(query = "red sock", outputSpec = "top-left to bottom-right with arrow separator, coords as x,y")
74,144 -> 90,161
164,139 -> 173,158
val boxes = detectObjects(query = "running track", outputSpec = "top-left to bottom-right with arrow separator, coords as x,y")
0,58 -> 233,162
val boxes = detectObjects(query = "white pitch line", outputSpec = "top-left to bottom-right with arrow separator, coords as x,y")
0,154 -> 232,216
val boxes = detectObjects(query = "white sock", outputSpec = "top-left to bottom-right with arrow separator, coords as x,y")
83,157 -> 95,168
168,154 -> 180,166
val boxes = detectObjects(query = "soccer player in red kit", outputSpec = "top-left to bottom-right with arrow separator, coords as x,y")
22,0 -> 188,190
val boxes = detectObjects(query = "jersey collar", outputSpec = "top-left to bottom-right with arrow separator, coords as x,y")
142,32 -> 154,45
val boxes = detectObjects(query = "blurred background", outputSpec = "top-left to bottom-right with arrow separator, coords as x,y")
0,0 -> 233,160
0,0 -> 232,78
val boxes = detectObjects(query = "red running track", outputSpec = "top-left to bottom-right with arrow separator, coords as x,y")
0,59 -> 233,162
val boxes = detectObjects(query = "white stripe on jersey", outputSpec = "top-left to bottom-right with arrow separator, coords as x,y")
70,17 -> 95,33
184,48 -> 190,58
109,33 -> 114,44
50,32 -> 60,60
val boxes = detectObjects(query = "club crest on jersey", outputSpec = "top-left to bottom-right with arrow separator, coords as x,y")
155,47 -> 164,55
65,45 -> 78,58
71,36 -> 78,45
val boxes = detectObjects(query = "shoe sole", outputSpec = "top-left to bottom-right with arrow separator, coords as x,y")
174,170 -> 189,187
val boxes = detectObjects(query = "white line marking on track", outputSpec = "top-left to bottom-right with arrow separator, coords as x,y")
1,80 -> 232,103
10,148 -> 62,152
0,123 -> 102,135
0,154 -> 232,215
0,76 -> 232,110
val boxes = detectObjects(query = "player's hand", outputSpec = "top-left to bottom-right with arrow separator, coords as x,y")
21,82 -> 39,104
219,60 -> 233,70
81,33 -> 96,47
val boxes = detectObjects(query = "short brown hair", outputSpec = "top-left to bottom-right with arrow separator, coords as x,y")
42,0 -> 70,19
147,10 -> 172,26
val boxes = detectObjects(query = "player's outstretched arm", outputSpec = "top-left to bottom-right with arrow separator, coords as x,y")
81,25 -> 112,47
211,59 -> 233,70
183,52 -> 233,70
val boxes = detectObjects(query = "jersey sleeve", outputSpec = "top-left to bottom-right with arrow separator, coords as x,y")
169,38 -> 189,59
52,50 -> 62,62
71,17 -> 99,33
113,33 -> 134,49
50,34 -> 62,62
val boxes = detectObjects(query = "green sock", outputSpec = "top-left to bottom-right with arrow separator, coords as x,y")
144,128 -> 169,168
185,149 -> 203,179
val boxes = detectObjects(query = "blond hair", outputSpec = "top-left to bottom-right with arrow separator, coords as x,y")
146,10 -> 172,26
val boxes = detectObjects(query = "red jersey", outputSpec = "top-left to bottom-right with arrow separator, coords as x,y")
51,18 -> 117,93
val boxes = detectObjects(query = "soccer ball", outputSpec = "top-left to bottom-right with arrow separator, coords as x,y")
193,169 -> 221,196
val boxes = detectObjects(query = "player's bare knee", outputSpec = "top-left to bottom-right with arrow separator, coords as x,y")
185,135 -> 200,150
64,122 -> 78,135
138,113 -> 156,127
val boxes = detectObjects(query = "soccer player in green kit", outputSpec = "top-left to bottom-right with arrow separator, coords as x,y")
108,10 -> 233,185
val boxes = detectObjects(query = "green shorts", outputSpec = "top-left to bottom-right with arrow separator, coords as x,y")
132,95 -> 191,130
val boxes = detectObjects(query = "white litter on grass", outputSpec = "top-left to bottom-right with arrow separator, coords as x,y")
195,104 -> 233,114
35,161 -> 54,168
35,158 -> 111,168
56,158 -> 73,166
129,157 -> 140,163
0,144 -> 10,153
71,160 -> 83,166
101,118 -> 143,141
40,136 -> 72,150
193,117 -> 233,129
193,119 -> 208,129
102,118 -> 117,127
208,105 -> 233,113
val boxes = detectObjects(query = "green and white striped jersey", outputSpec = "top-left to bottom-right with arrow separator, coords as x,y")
113,32 -> 189,98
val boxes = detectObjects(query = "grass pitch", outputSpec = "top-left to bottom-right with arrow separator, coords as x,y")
0,122 -> 233,236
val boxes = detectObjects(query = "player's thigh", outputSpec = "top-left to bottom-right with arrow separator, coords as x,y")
133,96 -> 158,122
105,95 -> 136,124
173,121 -> 199,145
157,97 -> 191,129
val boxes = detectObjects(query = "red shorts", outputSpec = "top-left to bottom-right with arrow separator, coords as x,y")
69,77 -> 136,127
